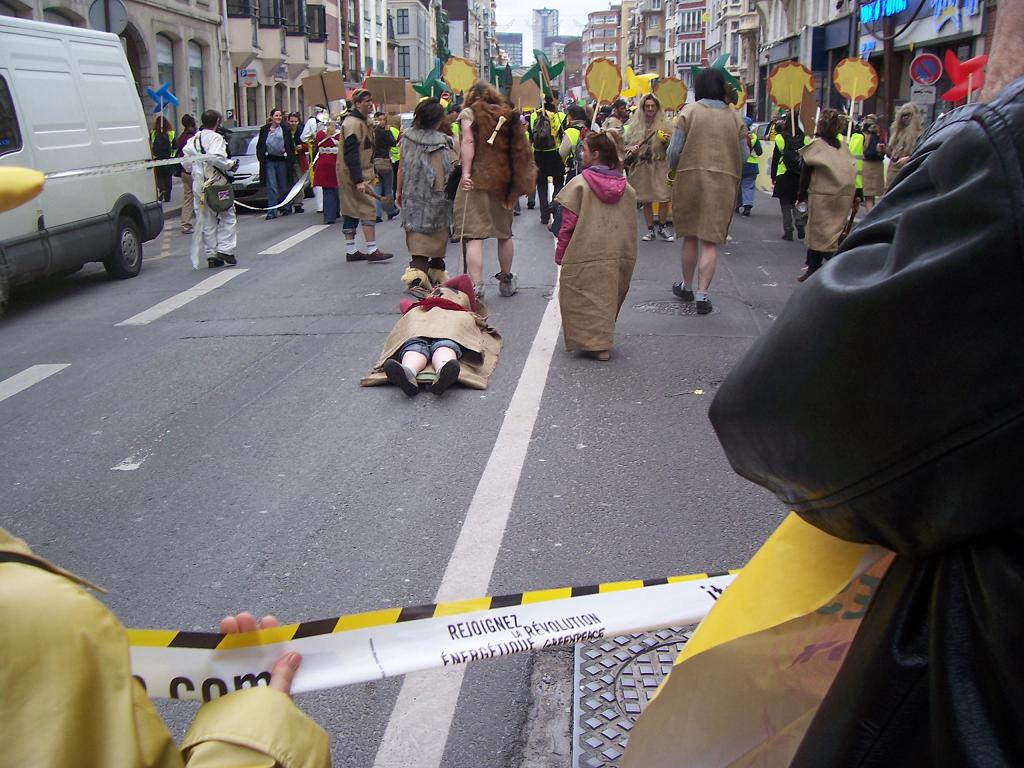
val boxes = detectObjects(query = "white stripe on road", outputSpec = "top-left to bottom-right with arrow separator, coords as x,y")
115,269 -> 248,326
258,224 -> 331,255
372,281 -> 563,768
0,364 -> 69,403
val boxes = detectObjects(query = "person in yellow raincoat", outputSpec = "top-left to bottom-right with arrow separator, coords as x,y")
0,528 -> 330,767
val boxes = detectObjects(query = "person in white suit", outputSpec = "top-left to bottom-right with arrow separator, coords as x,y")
181,110 -> 239,269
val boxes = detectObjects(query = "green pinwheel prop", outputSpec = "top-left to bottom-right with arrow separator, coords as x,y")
521,49 -> 564,100
489,62 -> 513,93
413,64 -> 448,98
692,54 -> 742,98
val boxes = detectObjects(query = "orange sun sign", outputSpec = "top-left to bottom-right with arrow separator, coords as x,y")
585,58 -> 623,105
655,77 -> 688,111
442,57 -> 478,94
832,57 -> 879,102
768,61 -> 813,109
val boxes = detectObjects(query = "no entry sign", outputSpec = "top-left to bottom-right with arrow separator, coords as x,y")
910,53 -> 943,86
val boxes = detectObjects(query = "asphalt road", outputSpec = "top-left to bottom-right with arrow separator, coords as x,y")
1,191 -> 803,766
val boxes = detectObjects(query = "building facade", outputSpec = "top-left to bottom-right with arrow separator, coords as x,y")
497,30 -> 522,66
630,0 -> 666,76
583,6 -> 621,72
532,7 -> 557,57
670,0 -> 705,84
392,0 -> 433,80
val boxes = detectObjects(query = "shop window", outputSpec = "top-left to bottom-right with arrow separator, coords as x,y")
155,34 -> 177,120
188,41 -> 204,115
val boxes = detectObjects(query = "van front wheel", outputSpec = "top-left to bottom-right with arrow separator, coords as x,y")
105,217 -> 143,279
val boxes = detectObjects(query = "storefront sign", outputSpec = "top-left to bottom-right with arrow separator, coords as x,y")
860,39 -> 876,59
909,53 -> 943,85
859,0 -> 908,24
910,83 -> 937,104
273,64 -> 289,82
930,0 -> 981,33
238,68 -> 258,88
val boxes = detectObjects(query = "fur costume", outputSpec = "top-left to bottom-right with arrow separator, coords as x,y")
469,101 -> 537,202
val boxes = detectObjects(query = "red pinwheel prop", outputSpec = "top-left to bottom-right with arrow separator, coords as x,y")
940,50 -> 988,104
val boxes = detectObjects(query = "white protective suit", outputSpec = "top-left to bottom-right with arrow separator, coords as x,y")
181,128 -> 238,269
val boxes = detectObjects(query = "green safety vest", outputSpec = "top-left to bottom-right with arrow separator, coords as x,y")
389,126 -> 400,164
746,131 -> 760,164
847,131 -> 865,190
774,133 -> 808,176
529,110 -> 565,151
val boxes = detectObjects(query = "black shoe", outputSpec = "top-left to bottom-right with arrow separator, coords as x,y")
295,205 -> 304,213
431,359 -> 461,395
540,217 -> 550,226
218,253 -> 237,266
696,298 -> 713,315
742,206 -> 751,216
797,227 -> 805,240
672,282 -> 694,302
207,257 -> 224,268
527,203 -> 535,210
388,210 -> 400,220
383,359 -> 419,397
782,232 -> 794,241
375,216 -> 383,223
281,209 -> 291,216
363,250 -> 394,262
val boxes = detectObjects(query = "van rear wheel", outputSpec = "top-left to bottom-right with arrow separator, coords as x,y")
105,216 -> 143,279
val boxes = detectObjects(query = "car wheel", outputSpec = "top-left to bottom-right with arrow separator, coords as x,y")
104,216 -> 143,279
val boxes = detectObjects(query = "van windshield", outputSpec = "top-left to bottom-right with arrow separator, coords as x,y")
226,128 -> 259,157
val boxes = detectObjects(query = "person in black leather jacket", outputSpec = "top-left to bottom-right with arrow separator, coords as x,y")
709,8 -> 1024,760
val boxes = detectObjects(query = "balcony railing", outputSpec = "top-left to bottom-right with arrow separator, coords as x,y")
285,20 -> 307,34
226,0 -> 256,17
259,9 -> 285,26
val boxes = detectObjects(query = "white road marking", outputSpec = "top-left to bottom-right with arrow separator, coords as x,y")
758,266 -> 771,278
258,224 -> 330,255
0,364 -> 69,403
115,269 -> 247,326
111,451 -> 149,471
372,280 -> 564,768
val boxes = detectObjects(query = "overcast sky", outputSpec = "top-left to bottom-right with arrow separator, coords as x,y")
497,0 -> 615,59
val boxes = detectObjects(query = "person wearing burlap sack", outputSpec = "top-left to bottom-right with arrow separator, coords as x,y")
625,93 -> 673,242
337,89 -> 392,263
453,82 -> 536,300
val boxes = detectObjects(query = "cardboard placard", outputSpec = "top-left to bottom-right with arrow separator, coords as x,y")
364,76 -> 408,107
301,70 -> 347,106
508,79 -> 542,110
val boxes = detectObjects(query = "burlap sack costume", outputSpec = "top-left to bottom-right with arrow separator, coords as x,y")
800,138 -> 857,252
337,111 -> 376,221
671,102 -> 746,244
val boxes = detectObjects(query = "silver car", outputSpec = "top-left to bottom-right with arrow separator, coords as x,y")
224,126 -> 265,205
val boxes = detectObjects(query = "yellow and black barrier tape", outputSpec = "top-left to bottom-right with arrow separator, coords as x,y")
129,569 -> 739,700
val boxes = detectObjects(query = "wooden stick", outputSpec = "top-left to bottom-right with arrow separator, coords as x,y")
847,99 -> 855,139
967,72 -> 973,104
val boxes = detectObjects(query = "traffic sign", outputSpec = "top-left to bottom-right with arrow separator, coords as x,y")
910,53 -> 943,86
88,0 -> 128,35
910,83 -> 937,105
238,68 -> 258,88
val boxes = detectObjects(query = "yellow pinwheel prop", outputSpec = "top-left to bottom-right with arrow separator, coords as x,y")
584,57 -> 623,105
832,57 -> 878,102
0,168 -> 44,214
621,66 -> 657,98
442,56 -> 478,95
768,61 -> 813,134
655,77 -> 688,111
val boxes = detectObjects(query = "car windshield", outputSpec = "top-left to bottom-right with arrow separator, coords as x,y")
226,128 -> 259,157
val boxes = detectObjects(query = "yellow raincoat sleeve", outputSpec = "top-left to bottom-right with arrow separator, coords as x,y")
0,529 -> 330,768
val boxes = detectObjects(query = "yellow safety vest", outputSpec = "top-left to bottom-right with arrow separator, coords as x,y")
746,131 -> 760,164
451,121 -> 460,140
389,126 -> 400,164
847,131 -> 865,190
529,110 -> 564,151
774,133 -> 808,176
565,126 -> 581,147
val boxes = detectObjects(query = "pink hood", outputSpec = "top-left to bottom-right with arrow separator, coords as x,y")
582,166 -> 627,204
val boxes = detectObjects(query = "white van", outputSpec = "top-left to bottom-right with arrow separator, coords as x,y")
0,16 -> 163,311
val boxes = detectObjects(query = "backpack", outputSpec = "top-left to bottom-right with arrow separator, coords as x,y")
532,111 -> 556,151
564,126 -> 588,183
781,134 -> 803,175
151,131 -> 172,160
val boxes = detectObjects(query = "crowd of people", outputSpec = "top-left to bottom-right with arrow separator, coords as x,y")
158,66 -> 934,386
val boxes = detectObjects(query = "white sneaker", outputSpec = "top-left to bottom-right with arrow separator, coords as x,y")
474,281 -> 486,301
658,226 -> 675,242
641,228 -> 656,241
496,272 -> 519,297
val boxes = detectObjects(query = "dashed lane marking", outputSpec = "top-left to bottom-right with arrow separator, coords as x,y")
0,364 -> 70,403
115,269 -> 248,326
258,224 -> 331,255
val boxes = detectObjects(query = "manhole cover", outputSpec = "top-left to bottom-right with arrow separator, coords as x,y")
573,628 -> 692,768
633,300 -> 697,316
